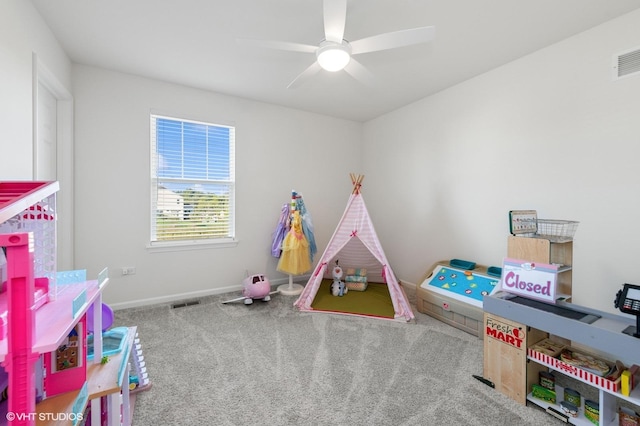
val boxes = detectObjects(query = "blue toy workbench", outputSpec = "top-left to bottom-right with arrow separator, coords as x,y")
416,260 -> 500,337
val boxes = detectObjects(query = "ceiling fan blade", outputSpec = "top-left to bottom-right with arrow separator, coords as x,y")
343,59 -> 375,86
237,38 -> 317,54
287,61 -> 322,89
323,0 -> 347,43
350,26 -> 435,55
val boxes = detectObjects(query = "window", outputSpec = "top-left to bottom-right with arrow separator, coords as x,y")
150,114 -> 235,247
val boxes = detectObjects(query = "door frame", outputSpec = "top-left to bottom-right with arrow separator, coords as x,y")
32,53 -> 74,270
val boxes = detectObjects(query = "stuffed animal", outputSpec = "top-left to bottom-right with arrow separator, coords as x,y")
330,263 -> 347,297
331,279 -> 346,297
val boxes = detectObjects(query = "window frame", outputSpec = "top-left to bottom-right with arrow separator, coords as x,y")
149,113 -> 237,251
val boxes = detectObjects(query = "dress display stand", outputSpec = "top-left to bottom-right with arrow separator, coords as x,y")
273,191 -> 316,296
279,274 -> 304,296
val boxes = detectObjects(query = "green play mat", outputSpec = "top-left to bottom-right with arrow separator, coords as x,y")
310,279 -> 395,319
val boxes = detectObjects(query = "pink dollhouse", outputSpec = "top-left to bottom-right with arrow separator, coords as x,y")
0,182 -> 115,426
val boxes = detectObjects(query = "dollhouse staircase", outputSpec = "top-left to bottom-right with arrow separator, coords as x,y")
129,330 -> 151,393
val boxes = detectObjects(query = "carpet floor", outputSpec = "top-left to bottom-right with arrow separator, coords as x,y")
114,286 -> 563,425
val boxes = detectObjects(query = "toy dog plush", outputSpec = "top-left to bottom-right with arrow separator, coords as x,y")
330,263 -> 347,297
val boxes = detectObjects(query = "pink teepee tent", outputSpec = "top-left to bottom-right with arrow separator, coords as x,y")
294,174 -> 415,322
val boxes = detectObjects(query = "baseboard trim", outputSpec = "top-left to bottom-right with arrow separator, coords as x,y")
109,275 -> 310,311
399,279 -> 417,292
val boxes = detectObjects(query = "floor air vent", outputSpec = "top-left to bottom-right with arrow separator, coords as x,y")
614,46 -> 640,80
171,300 -> 201,309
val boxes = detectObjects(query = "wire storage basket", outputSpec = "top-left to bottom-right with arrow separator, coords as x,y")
536,219 -> 579,241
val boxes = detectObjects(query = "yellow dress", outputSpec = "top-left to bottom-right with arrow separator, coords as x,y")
277,210 -> 311,275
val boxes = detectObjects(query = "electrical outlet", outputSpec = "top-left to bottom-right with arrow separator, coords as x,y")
122,267 -> 136,275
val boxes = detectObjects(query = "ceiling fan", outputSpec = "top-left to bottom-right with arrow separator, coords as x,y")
237,0 -> 435,88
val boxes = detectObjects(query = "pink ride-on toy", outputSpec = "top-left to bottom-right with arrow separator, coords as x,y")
222,274 -> 279,305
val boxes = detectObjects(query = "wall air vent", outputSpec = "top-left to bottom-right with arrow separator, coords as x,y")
613,46 -> 640,80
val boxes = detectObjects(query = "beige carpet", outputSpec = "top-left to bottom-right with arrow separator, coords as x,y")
114,287 -> 563,425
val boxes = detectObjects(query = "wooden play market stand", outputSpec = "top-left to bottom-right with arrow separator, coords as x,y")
483,292 -> 640,425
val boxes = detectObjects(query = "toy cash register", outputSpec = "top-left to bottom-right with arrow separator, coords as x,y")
614,283 -> 640,338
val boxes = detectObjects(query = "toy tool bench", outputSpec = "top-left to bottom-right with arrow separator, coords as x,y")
0,181 -> 148,426
416,259 -> 501,337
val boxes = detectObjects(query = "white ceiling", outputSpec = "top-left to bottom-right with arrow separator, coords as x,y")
32,0 -> 640,122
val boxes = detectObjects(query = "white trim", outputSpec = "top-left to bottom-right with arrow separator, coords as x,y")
109,275 -> 309,310
146,238 -> 240,253
32,53 -> 75,270
149,114 -> 236,246
149,108 -> 236,129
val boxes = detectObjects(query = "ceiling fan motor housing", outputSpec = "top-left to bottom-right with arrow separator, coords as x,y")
316,40 -> 352,71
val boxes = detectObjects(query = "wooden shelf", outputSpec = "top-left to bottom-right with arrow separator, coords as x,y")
507,235 -> 573,297
527,384 -> 592,425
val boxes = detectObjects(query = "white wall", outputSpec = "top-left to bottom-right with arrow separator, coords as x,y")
72,65 -> 363,308
363,9 -> 640,314
4,2 -> 640,315
0,0 -> 71,179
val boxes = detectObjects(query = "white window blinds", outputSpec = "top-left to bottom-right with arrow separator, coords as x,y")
150,114 -> 235,245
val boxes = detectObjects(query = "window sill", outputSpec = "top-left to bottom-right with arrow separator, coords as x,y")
146,238 -> 239,253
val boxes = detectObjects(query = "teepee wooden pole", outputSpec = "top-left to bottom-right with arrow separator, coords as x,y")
351,173 -> 364,194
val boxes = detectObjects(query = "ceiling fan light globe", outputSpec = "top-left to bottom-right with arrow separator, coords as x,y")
316,42 -> 351,72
